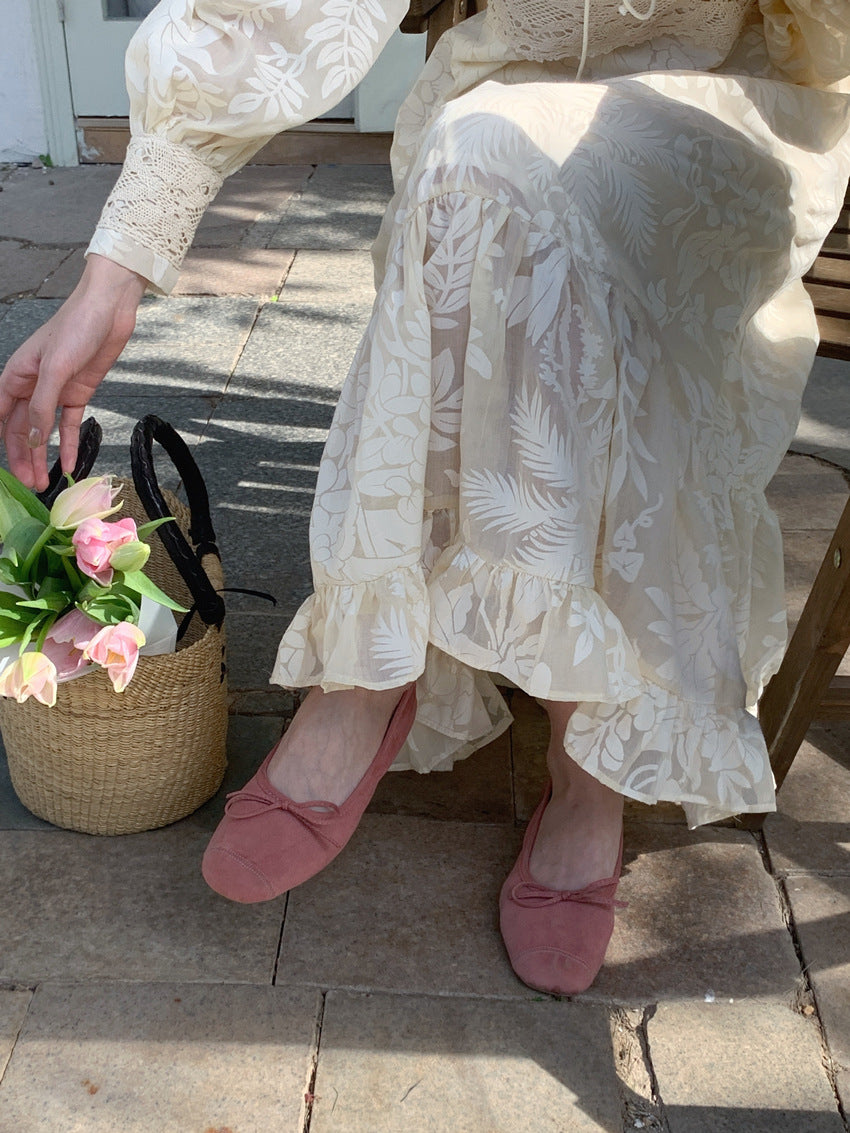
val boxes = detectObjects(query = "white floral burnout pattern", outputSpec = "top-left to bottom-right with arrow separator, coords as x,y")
90,3 -> 850,825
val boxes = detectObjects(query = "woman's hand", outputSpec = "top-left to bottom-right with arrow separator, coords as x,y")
0,254 -> 148,491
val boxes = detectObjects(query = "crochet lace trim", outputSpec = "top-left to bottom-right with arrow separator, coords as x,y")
487,0 -> 757,69
95,135 -> 223,273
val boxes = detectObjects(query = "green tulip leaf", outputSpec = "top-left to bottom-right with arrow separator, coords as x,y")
4,517 -> 48,567
0,469 -> 50,525
20,611 -> 51,651
118,570 -> 189,613
135,517 -> 177,540
78,593 -> 136,626
18,594 -> 70,612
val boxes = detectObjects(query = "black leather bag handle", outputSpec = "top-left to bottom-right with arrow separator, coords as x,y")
37,416 -> 103,508
130,415 -> 225,630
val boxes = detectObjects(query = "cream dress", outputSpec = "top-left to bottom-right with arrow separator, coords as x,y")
89,0 -> 850,826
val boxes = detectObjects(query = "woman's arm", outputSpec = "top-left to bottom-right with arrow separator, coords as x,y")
0,0 -> 411,490
92,0 -> 412,294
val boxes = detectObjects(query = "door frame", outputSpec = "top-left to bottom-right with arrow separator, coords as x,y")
31,0 -> 78,166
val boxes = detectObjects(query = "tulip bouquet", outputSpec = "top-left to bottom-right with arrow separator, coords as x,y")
0,471 -> 186,708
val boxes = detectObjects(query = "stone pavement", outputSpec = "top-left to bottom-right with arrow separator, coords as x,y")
0,161 -> 849,1132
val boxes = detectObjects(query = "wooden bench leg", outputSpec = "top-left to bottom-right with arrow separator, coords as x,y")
739,493 -> 850,830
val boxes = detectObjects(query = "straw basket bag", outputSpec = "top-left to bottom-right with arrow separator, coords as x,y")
0,416 -> 228,835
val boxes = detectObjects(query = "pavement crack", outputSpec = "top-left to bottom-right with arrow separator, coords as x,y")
609,1005 -> 669,1132
301,989 -> 326,1133
271,891 -> 289,986
399,1078 -> 423,1103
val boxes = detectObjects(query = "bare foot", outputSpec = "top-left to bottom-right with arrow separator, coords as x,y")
530,699 -> 624,891
265,684 -> 411,807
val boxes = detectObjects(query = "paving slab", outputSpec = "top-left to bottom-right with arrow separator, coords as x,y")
312,990 -> 622,1133
173,246 -> 296,296
107,295 -> 260,396
648,999 -> 843,1133
36,247 -> 86,298
0,242 -> 71,301
0,742 -> 56,832
792,355 -> 850,471
194,424 -> 323,609
225,250 -> 376,397
0,296 -> 260,398
226,611 -> 299,689
0,827 -> 284,983
0,166 -> 119,244
0,982 -> 319,1133
764,723 -> 850,875
79,394 -> 213,486
193,164 -> 312,248
276,814 -> 524,998
268,164 -> 394,251
595,823 -> 800,1003
766,452 -> 849,533
0,989 -> 31,1082
784,874 -> 850,1071
0,299 -> 62,365
369,726 -> 513,823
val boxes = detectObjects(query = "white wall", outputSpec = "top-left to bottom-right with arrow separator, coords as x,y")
0,4 -> 47,163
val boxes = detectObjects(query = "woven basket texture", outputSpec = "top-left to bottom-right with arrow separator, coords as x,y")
0,483 -> 228,835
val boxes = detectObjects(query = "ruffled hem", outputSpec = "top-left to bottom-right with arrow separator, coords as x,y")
272,563 -> 430,692
427,543 -> 645,702
564,684 -> 775,828
270,544 -> 775,825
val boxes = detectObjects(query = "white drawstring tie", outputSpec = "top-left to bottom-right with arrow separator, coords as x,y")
575,0 -> 658,80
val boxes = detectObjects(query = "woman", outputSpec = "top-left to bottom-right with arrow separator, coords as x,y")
1,0 -> 848,996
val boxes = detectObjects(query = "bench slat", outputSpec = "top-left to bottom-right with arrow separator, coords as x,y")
815,314 -> 850,359
806,255 -> 850,286
824,230 -> 850,253
805,282 -> 850,316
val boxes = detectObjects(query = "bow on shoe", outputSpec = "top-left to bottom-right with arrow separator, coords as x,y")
224,788 -> 342,832
511,878 -> 627,911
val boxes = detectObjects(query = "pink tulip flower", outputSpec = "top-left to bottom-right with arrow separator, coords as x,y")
0,652 -> 58,707
50,475 -> 122,530
42,608 -> 102,680
84,621 -> 146,693
72,517 -> 139,585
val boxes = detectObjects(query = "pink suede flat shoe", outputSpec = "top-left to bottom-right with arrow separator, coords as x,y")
499,782 -> 625,996
202,685 -> 417,903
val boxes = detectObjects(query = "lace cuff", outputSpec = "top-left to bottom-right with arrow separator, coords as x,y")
86,135 -> 224,295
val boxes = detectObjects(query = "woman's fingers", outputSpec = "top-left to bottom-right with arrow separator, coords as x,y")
4,398 -> 42,489
58,404 -> 86,478
0,258 -> 146,486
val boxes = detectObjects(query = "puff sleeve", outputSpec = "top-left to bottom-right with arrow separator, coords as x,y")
87,0 -> 411,292
759,0 -> 850,88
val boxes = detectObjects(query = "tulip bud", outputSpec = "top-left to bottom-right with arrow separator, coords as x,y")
50,476 -> 122,530
109,540 -> 151,574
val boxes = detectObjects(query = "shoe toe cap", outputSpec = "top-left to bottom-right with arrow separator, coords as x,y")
510,946 -> 597,997
201,845 -> 278,903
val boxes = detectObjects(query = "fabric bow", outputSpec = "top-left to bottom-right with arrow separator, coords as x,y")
224,788 -> 342,837
510,878 -> 627,911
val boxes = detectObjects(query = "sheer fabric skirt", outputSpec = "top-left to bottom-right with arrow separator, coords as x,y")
273,65 -> 850,826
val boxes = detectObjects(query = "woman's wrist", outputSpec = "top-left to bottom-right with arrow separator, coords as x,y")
78,253 -> 148,307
